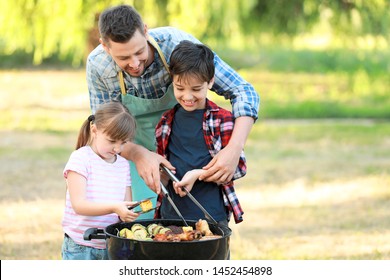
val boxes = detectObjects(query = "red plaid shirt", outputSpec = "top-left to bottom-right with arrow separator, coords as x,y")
155,99 -> 246,223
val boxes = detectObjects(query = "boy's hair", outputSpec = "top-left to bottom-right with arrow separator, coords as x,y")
169,40 -> 215,84
98,4 -> 144,45
76,101 -> 136,149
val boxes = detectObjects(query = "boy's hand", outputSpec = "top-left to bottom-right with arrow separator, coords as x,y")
173,169 -> 203,197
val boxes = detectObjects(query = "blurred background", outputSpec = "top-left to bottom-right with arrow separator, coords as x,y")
0,0 -> 389,259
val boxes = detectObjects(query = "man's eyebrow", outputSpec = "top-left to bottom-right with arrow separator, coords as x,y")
117,55 -> 131,59
117,46 -> 146,59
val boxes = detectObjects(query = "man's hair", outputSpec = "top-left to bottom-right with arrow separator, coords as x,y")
98,5 -> 144,44
169,40 -> 215,84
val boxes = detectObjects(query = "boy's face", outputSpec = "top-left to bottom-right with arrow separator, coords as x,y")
101,27 -> 152,77
172,75 -> 214,111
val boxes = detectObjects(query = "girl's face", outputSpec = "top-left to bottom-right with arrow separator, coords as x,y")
172,75 -> 214,111
90,127 -> 128,163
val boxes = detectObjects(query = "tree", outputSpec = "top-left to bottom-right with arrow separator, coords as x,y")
0,0 -> 388,66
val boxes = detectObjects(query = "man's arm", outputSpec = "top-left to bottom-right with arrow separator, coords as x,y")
199,51 -> 259,183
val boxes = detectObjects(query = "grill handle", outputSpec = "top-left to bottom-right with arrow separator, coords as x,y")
83,228 -> 106,240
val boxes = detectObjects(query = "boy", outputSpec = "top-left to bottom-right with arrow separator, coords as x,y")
155,41 -> 247,226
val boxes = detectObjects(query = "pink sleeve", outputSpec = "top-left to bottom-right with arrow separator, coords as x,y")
63,150 -> 88,179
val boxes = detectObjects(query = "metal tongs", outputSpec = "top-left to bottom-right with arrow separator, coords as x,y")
160,164 -> 218,225
127,197 -> 156,214
159,182 -> 189,227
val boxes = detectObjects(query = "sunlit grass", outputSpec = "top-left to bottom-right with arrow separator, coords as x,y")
230,175 -> 390,260
0,199 -> 63,260
0,70 -> 90,131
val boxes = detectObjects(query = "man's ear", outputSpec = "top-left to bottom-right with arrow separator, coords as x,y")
143,24 -> 149,39
208,77 -> 215,89
100,38 -> 110,54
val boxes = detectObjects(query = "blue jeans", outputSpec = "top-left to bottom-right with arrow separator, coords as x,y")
62,234 -> 108,260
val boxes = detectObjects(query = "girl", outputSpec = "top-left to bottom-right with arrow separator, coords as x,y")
61,101 -> 140,260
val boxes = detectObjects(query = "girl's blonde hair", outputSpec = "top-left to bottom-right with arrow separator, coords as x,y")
76,101 -> 136,149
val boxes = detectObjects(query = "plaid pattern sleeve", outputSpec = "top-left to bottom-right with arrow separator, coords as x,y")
212,53 -> 260,121
154,107 -> 176,219
86,45 -> 123,113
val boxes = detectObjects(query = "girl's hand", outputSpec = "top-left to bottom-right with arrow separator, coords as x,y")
173,169 -> 203,197
117,201 -> 140,222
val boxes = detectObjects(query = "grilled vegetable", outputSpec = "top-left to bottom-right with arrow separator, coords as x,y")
119,228 -> 134,239
133,228 -> 148,240
147,223 -> 159,236
182,226 -> 193,233
140,199 -> 153,212
131,223 -> 145,232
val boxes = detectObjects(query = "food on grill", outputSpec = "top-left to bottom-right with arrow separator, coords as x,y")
140,199 -> 153,212
195,219 -> 213,236
199,235 -> 222,240
117,219 -> 220,242
182,226 -> 193,232
119,228 -> 134,239
154,229 -> 202,242
131,223 -> 145,232
166,225 -> 183,234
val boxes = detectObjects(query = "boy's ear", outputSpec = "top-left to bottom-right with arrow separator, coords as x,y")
207,77 -> 215,89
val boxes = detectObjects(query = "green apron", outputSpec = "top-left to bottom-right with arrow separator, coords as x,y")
119,37 -> 177,219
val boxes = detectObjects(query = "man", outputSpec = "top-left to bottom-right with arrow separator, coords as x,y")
86,4 -> 260,218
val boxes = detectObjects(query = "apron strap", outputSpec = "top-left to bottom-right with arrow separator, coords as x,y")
148,36 -> 170,74
118,36 -> 170,96
118,71 -> 126,95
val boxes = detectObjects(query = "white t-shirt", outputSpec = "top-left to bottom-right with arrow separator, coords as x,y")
62,146 -> 131,249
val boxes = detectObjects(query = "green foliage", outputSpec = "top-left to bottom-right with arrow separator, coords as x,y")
216,46 -> 390,75
1,0 -> 390,65
212,45 -> 390,119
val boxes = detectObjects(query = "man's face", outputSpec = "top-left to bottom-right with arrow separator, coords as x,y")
102,28 -> 151,77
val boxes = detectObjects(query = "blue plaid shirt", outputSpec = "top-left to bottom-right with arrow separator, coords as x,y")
86,27 -> 260,119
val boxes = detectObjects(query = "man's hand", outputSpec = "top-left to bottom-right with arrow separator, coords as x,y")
120,142 -> 175,194
199,144 -> 240,185
198,116 -> 254,184
135,150 -> 174,194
